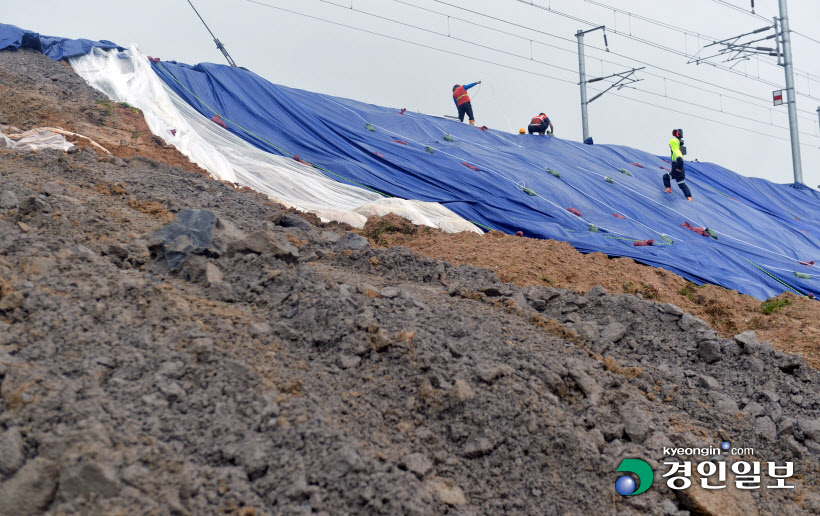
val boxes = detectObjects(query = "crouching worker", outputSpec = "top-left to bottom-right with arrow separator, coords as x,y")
664,128 -> 692,201
528,113 -> 554,135
452,81 -> 481,125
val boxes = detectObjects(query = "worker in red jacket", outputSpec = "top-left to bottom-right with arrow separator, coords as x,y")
528,113 -> 554,135
452,81 -> 481,125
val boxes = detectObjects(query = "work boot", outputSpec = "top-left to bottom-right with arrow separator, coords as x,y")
664,187 -> 672,193
687,197 -> 692,201
469,120 -> 475,126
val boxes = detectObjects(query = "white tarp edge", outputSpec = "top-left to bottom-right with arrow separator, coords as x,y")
68,46 -> 481,234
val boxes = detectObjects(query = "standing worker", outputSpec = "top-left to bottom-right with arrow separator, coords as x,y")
664,129 -> 692,201
527,113 -> 554,135
452,81 -> 481,125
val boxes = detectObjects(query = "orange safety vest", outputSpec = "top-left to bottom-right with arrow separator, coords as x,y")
453,86 -> 471,107
530,114 -> 547,125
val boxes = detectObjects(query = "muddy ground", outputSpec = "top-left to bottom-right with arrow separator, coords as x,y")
1,48 -> 820,515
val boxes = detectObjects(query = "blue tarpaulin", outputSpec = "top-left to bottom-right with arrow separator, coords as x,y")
150,60 -> 820,300
3,24 -> 818,300
0,23 -> 121,61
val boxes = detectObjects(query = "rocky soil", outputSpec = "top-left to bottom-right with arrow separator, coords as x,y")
1,47 -> 820,515
366,216 -> 820,369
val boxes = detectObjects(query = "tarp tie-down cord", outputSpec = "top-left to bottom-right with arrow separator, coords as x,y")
563,139 -> 639,180
155,61 -> 390,197
741,257 -> 810,299
552,171 -> 669,240
319,95 -> 654,239
328,98 -> 817,273
316,94 -> 628,235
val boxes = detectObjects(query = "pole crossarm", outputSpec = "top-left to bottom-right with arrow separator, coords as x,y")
686,0 -> 803,184
587,67 -> 645,104
689,25 -> 777,64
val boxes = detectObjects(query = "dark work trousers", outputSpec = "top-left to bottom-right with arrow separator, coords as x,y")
527,123 -> 547,135
457,101 -> 475,122
663,157 -> 692,197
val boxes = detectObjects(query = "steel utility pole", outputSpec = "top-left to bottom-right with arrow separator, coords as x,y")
576,28 -> 594,142
576,26 -> 642,143
777,0 -> 803,184
690,0 -> 803,184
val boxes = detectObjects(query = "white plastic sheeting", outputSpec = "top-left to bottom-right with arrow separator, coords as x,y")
0,128 -> 75,152
69,47 -> 481,233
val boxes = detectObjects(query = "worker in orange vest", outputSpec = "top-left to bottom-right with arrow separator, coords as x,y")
452,81 -> 481,125
527,113 -> 554,135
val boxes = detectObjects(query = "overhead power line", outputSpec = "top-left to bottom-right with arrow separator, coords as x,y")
429,0 -> 819,118
243,0 -> 578,84
508,0 -> 820,102
793,30 -> 820,47
317,0 -> 815,132
710,0 -> 771,22
245,0 -> 819,143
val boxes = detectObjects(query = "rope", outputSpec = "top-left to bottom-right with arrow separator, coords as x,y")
741,257 -> 807,298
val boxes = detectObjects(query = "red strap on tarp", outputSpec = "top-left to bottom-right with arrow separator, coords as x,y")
799,260 -> 815,266
462,162 -> 479,171
567,207 -> 582,217
681,221 -> 708,237
479,126 -> 489,131
630,162 -> 644,168
661,166 -> 671,172
170,129 -> 177,136
634,239 -> 654,246
293,155 -> 312,167
374,152 -> 384,158
211,114 -> 227,129
392,140 -> 408,145
612,213 -> 626,219
148,56 -> 160,63
399,108 -> 406,115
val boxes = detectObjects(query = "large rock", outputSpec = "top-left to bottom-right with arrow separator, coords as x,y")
698,340 -> 722,364
149,209 -> 245,269
426,478 -> 466,506
401,453 -> 432,478
227,231 -> 300,263
0,190 -> 19,209
0,458 -> 59,516
734,331 -> 772,356
56,459 -> 120,502
276,213 -> 314,231
620,404 -> 650,443
0,426 -> 25,476
677,472 -> 759,516
600,322 -> 627,343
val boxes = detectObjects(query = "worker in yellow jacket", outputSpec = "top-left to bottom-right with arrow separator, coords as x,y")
664,129 -> 692,201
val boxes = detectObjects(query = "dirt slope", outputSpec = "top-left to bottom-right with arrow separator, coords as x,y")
363,216 -> 820,369
0,49 -> 206,175
1,47 -> 820,516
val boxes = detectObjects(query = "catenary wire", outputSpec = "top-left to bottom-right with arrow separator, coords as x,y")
244,0 -> 817,143
508,0 -> 820,102
429,0 -> 820,117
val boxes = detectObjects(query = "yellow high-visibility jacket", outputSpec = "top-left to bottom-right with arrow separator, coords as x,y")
669,137 -> 683,161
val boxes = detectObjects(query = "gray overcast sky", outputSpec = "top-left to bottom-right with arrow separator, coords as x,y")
6,0 -> 820,188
